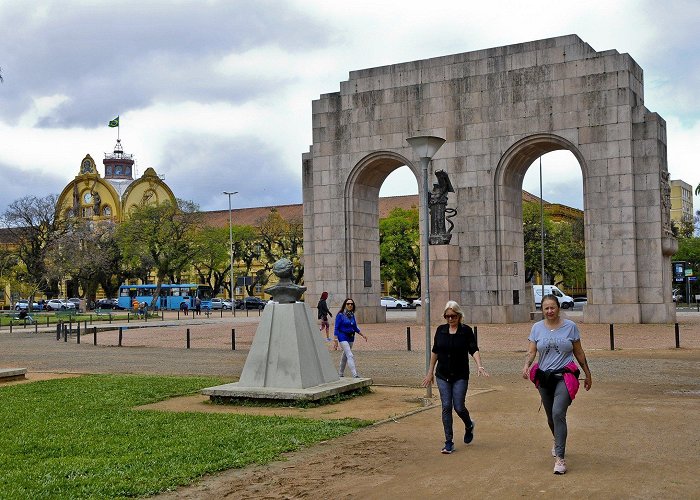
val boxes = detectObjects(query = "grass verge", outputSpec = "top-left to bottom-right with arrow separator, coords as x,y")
0,375 -> 371,499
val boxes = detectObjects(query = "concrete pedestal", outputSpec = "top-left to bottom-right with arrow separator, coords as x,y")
202,302 -> 372,401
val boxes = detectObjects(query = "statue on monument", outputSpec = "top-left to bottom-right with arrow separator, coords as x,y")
264,258 -> 306,303
428,170 -> 456,245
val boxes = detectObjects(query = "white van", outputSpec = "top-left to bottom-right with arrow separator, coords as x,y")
532,285 -> 575,309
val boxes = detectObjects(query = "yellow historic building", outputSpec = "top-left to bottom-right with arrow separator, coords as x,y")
56,140 -> 176,222
669,179 -> 694,227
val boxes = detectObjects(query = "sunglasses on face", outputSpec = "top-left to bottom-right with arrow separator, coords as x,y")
444,314 -> 459,320
346,303 -> 354,306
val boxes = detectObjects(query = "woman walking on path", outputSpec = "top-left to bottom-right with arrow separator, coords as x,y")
422,300 -> 488,454
334,298 -> 367,377
522,294 -> 592,475
317,291 -> 333,343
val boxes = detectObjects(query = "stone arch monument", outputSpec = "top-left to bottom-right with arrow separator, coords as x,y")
302,35 -> 676,324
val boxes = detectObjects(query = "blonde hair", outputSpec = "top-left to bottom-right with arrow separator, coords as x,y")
443,300 -> 464,321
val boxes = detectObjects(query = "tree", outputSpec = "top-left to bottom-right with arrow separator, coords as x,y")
116,199 -> 202,306
0,247 -> 19,304
191,226 -> 230,297
256,209 -> 304,287
230,225 -> 264,296
44,219 -> 120,303
522,202 -> 585,290
379,207 -> 420,297
0,194 -> 69,300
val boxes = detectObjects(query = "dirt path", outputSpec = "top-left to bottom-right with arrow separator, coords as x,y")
156,350 -> 700,499
2,313 -> 699,498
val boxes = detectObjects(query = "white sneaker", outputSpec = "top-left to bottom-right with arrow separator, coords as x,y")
553,457 -> 567,475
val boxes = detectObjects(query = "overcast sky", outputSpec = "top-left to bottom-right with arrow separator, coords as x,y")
1,0 -> 698,214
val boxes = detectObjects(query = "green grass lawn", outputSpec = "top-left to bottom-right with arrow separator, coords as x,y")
0,375 -> 371,499
0,312 -> 133,328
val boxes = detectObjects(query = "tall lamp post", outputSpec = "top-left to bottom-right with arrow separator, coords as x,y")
406,135 -> 445,398
223,191 -> 238,310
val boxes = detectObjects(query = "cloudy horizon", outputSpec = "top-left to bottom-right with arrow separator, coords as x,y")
1,0 -> 698,215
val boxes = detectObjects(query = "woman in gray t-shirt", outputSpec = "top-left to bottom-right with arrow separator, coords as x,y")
522,294 -> 592,475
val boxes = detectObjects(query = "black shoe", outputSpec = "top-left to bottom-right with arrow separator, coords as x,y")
464,420 -> 475,444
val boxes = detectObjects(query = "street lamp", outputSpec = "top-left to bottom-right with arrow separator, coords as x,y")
406,135 -> 445,399
223,191 -> 238,310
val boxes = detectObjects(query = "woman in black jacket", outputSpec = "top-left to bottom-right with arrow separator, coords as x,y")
317,291 -> 333,342
422,300 -> 489,454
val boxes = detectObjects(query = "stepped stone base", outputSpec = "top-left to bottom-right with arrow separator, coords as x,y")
0,368 -> 27,382
202,377 -> 372,402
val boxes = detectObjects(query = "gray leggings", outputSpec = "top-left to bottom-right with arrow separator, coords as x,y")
538,378 -> 572,458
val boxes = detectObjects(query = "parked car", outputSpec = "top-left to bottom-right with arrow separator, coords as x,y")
532,285 -> 575,309
411,298 -> 421,308
15,299 -> 39,311
237,297 -> 268,310
95,298 -> 120,310
381,296 -> 410,309
46,299 -> 76,311
210,298 -> 233,310
222,299 -> 233,310
68,298 -> 84,312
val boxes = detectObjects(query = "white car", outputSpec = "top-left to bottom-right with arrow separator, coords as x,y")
381,296 -> 410,309
210,298 -> 232,310
412,298 -> 422,307
15,299 -> 39,311
46,299 -> 77,311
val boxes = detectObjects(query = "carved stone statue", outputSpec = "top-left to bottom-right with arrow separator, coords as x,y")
92,192 -> 101,216
264,258 -> 306,303
428,170 -> 456,245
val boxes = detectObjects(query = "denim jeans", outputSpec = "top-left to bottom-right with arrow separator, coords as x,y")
436,377 -> 471,442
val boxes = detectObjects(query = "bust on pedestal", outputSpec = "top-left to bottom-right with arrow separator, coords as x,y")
202,258 -> 372,401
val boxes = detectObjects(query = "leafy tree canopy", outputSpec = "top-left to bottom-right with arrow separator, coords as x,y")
379,207 -> 420,297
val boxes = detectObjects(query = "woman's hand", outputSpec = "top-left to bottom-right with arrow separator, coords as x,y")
522,365 -> 531,380
359,332 -> 367,342
333,338 -> 339,350
477,366 -> 489,377
421,372 -> 433,388
584,374 -> 592,391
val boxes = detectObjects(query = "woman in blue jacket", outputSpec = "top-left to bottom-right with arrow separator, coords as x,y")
334,297 -> 367,377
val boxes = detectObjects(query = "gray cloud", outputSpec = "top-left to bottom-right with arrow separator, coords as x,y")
0,162 -> 67,214
0,1 -> 330,126
156,134 -> 301,212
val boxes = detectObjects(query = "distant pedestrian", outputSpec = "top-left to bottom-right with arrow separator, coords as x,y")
195,296 -> 202,315
334,298 -> 367,377
317,291 -> 333,343
422,300 -> 488,454
180,297 -> 189,316
139,302 -> 147,319
132,298 -> 139,316
522,294 -> 592,475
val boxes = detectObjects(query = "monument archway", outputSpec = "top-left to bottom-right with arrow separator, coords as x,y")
303,35 -> 677,324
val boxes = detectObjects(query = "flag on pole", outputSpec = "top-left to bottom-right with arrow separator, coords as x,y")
108,116 -> 119,128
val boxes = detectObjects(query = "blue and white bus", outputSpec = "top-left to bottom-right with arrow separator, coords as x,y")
117,283 -> 213,311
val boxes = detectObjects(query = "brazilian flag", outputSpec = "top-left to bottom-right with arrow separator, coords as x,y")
108,116 -> 119,128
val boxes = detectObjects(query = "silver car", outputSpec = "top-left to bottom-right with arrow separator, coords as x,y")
381,296 -> 410,309
46,299 -> 77,311
15,299 -> 39,311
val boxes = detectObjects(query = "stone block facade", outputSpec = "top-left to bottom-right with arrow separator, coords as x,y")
303,35 -> 675,324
